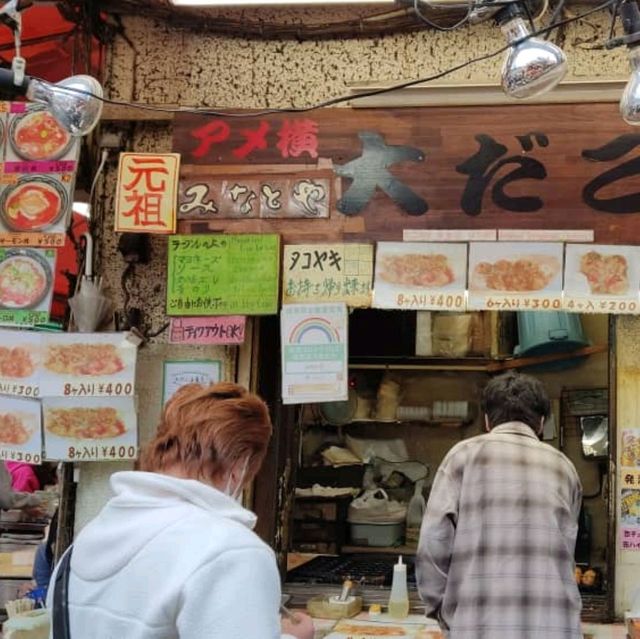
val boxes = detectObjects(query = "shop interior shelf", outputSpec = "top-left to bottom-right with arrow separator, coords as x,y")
349,344 -> 606,373
341,545 -> 417,555
349,356 -> 494,371
348,419 -> 470,428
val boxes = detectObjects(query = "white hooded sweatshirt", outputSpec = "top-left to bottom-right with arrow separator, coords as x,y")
48,471 -> 295,639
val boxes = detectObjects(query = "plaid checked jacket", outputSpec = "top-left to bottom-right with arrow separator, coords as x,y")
416,421 -> 583,639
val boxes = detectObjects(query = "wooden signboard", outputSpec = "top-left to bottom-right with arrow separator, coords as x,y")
173,103 -> 640,244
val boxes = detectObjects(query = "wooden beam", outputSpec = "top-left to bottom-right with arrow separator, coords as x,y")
101,103 -> 175,122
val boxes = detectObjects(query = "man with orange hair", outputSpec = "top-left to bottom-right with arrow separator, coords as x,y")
49,382 -> 313,639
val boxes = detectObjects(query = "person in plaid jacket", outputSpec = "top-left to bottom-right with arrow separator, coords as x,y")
416,372 -> 583,639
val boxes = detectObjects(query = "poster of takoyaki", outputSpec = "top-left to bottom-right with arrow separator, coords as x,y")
0,396 -> 43,465
564,244 -> 640,315
39,332 -> 137,397
0,102 -> 79,247
43,395 -> 137,462
373,242 -> 467,311
0,329 -> 41,397
468,242 -> 564,311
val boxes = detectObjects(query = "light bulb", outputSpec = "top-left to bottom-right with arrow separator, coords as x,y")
500,16 -> 567,99
26,75 -> 104,137
621,46 -> 640,125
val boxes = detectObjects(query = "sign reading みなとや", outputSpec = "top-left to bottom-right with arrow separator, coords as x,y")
167,234 -> 280,316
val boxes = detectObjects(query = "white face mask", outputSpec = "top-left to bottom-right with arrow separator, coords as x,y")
224,457 -> 250,501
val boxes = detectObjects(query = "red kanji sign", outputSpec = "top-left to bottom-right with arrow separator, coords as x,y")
115,153 -> 180,234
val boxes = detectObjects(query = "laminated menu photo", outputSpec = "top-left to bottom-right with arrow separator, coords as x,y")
39,332 -> 137,397
43,395 -> 138,462
0,329 -> 41,396
0,247 -> 56,326
0,396 -> 43,465
0,103 -> 80,242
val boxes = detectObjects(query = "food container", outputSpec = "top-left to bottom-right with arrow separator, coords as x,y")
349,521 -> 405,547
3,609 -> 50,639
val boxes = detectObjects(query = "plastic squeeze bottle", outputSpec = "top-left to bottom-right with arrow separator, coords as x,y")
388,556 -> 410,619
405,479 -> 426,546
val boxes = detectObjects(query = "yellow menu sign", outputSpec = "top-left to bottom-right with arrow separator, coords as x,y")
282,243 -> 373,307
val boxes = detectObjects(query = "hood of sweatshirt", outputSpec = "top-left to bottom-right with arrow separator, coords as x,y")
71,471 -> 257,581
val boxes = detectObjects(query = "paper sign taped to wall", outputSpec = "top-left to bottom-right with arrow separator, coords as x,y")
169,316 -> 246,345
167,234 -> 280,316
281,302 -> 348,405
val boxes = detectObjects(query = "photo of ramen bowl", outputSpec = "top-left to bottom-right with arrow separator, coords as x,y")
0,175 -> 68,232
0,249 -> 52,310
9,108 -> 72,161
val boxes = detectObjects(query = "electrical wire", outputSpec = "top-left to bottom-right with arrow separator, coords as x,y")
30,0 -> 616,120
412,0 -> 474,32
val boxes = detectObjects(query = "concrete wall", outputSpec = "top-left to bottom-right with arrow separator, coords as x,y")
78,5 -> 636,615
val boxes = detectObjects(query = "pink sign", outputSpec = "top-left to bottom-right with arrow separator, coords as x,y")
169,317 -> 246,345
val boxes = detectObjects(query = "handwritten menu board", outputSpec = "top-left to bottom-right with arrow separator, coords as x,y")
0,396 -> 43,465
281,303 -> 348,405
468,242 -> 564,311
42,395 -> 138,462
115,153 -> 180,234
167,234 -> 280,316
564,244 -> 640,315
373,242 -> 467,311
0,102 -> 79,248
282,243 -> 373,307
0,248 -> 56,327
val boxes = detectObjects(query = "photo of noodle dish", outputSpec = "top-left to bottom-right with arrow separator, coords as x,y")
45,407 -> 127,440
0,413 -> 34,446
0,249 -> 52,309
9,108 -> 72,161
0,175 -> 68,232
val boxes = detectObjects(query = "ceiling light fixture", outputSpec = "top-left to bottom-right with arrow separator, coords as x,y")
497,2 -> 567,99
607,0 -> 640,124
0,70 -> 104,136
